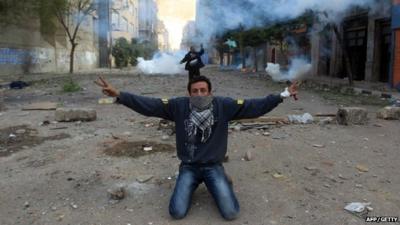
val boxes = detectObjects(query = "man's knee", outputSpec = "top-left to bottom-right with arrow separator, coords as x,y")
221,207 -> 240,221
169,206 -> 187,220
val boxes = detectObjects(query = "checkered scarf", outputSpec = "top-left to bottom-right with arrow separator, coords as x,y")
188,105 -> 214,143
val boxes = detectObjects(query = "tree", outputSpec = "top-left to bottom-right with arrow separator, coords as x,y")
112,37 -> 131,68
38,0 -> 96,73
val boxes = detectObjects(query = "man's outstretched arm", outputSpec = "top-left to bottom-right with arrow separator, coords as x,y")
224,83 -> 298,120
94,76 -> 174,120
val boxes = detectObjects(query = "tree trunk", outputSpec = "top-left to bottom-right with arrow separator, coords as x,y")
262,43 -> 267,70
227,50 -> 231,66
69,43 -> 77,74
241,46 -> 246,69
253,47 -> 258,71
219,49 -> 224,66
332,24 -> 354,86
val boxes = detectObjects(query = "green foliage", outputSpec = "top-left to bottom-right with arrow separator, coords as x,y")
111,38 -> 159,68
37,0 -> 64,35
139,40 -> 158,59
62,79 -> 81,92
0,0 -> 37,26
112,37 -> 131,68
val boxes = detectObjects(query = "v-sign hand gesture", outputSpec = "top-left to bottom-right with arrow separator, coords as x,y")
94,76 -> 120,97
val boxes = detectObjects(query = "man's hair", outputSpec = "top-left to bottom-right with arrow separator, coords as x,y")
187,76 -> 212,93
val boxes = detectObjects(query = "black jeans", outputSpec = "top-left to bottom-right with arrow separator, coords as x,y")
188,68 -> 200,80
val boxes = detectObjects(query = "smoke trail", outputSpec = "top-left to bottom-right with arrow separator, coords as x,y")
137,51 -> 186,74
266,57 -> 311,81
195,0 -> 379,44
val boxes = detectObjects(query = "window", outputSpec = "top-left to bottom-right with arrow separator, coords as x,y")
121,17 -> 128,32
112,12 -> 120,30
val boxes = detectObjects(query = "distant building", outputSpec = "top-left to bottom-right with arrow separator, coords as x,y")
180,21 -> 196,49
138,0 -> 158,43
312,0 -> 393,84
111,0 -> 140,42
157,20 -> 170,51
392,0 -> 400,89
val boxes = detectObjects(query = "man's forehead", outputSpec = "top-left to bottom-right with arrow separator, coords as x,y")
191,81 -> 208,88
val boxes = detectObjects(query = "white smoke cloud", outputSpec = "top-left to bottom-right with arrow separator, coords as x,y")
195,0 -> 378,44
137,51 -> 186,74
266,58 -> 312,81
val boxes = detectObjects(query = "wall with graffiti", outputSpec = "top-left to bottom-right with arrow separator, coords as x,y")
0,47 -> 98,75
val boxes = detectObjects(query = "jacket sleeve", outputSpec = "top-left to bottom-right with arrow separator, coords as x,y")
116,91 -> 175,121
222,95 -> 283,121
180,54 -> 189,63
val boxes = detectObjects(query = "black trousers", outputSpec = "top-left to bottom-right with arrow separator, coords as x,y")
188,68 -> 200,80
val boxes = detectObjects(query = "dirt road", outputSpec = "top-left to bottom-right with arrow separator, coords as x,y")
1,67 -> 399,225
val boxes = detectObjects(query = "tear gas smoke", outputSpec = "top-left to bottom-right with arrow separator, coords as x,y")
266,58 -> 311,82
137,51 -> 186,74
195,0 -> 378,45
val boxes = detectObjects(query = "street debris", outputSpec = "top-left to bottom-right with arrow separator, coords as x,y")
271,132 -> 289,140
103,140 -> 174,158
108,185 -> 126,200
244,150 -> 253,161
314,113 -> 336,117
337,107 -> 368,125
98,97 -> 115,104
312,144 -> 325,148
377,106 -> 400,120
390,98 -> 400,107
55,108 -> 97,122
39,120 -> 51,126
235,116 -> 290,125
143,145 -> 153,152
136,175 -> 154,183
272,173 -> 286,179
9,81 -> 29,89
356,164 -> 369,173
70,203 -> 78,209
304,166 -> 318,171
318,117 -> 335,126
344,202 -> 372,217
22,101 -> 58,110
160,134 -> 169,141
288,113 -> 314,124
262,131 -> 271,136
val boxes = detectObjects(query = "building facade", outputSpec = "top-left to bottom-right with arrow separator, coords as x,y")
392,0 -> 400,89
156,20 -> 170,51
312,0 -> 395,86
111,0 -> 140,42
138,0 -> 158,43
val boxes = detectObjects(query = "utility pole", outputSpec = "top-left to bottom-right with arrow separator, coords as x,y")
98,0 -> 110,68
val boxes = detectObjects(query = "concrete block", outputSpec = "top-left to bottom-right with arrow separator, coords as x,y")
55,108 -> 96,122
377,107 -> 400,120
337,107 -> 368,125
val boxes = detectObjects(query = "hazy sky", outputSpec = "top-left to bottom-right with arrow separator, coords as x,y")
156,0 -> 196,50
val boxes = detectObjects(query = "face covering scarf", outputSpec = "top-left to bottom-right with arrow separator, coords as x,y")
188,96 -> 214,143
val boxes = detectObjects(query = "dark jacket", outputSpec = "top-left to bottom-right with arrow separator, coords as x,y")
180,48 -> 205,70
117,92 -> 283,164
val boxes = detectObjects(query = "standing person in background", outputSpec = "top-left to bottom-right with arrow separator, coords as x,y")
180,44 -> 205,81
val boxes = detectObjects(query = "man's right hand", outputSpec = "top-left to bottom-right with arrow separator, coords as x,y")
94,76 -> 120,97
